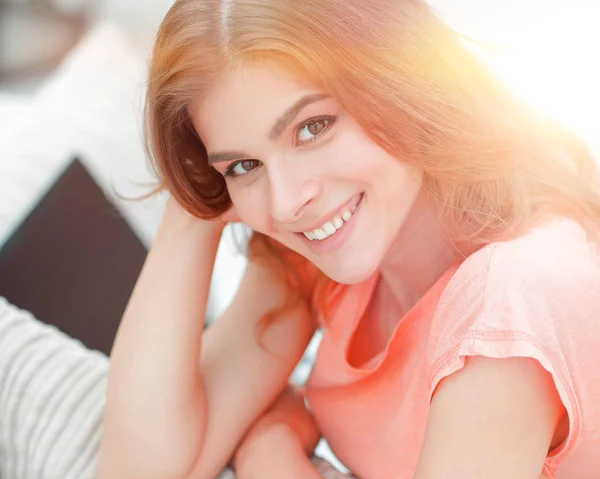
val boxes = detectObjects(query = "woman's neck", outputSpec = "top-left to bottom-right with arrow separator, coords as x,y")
378,189 -> 456,312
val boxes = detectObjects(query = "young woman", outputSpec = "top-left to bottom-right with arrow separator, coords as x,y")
97,0 -> 600,478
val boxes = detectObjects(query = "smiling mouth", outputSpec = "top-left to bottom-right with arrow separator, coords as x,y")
301,193 -> 363,241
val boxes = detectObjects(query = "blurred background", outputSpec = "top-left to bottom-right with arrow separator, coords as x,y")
0,0 -> 598,471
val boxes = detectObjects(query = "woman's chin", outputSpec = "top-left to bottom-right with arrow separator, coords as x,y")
319,258 -> 380,285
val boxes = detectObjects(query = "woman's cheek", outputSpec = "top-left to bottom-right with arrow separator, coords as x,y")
231,190 -> 270,231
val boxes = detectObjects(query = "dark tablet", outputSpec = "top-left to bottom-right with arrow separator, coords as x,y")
0,158 -> 147,356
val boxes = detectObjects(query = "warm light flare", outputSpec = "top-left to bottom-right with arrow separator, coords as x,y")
475,8 -> 600,158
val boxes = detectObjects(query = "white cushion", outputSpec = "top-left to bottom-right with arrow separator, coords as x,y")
0,21 -> 166,249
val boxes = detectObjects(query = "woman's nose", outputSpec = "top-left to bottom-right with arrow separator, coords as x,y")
268,165 -> 321,225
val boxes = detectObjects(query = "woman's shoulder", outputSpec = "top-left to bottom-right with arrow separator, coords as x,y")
491,216 -> 597,269
431,217 -> 600,346
452,217 -> 599,292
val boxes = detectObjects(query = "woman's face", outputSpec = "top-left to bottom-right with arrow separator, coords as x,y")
192,63 -> 423,284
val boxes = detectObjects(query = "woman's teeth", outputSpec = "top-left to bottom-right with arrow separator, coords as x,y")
303,205 -> 357,241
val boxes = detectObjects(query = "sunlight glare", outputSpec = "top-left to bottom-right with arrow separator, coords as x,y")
477,8 -> 600,158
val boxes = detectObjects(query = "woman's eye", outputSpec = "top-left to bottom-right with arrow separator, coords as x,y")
296,117 -> 335,145
224,159 -> 260,179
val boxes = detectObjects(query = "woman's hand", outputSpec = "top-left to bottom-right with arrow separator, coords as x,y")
232,385 -> 321,478
219,203 -> 242,226
158,195 -> 230,239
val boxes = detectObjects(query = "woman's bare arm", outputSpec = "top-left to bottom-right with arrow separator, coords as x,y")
414,356 -> 565,479
96,198 -> 316,479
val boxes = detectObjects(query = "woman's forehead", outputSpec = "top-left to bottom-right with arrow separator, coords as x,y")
192,63 -> 329,146
197,63 -> 316,116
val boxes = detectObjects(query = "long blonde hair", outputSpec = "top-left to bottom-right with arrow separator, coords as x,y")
145,0 -> 600,322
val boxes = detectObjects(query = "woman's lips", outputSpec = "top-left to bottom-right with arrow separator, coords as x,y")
297,192 -> 364,234
298,193 -> 364,256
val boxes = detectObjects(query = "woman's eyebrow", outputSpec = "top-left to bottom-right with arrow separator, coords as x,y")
207,151 -> 247,165
268,93 -> 330,141
207,93 -> 330,165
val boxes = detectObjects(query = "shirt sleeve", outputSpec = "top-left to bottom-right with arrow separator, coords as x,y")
426,219 -> 600,466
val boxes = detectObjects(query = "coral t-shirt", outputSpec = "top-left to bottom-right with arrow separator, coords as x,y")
304,218 -> 600,478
